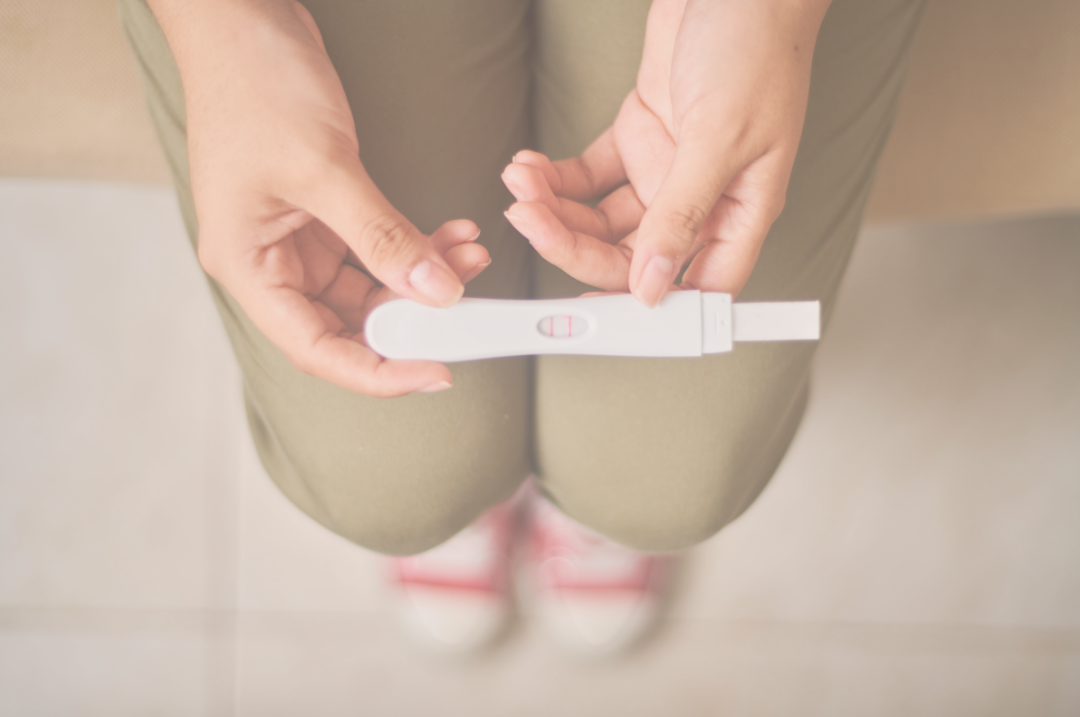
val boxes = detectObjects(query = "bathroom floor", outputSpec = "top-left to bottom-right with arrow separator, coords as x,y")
1,179 -> 1078,716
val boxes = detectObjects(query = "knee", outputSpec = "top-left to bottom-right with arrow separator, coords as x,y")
311,471 -> 519,557
549,411 -> 803,552
247,404 -> 528,556
322,492 -> 479,557
559,466 -> 772,553
540,364 -> 812,552
261,449 -> 523,557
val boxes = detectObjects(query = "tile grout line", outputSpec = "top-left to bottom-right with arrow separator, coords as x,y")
199,312 -> 245,717
4,605 -> 1078,645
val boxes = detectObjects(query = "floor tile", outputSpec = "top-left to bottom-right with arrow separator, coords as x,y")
0,608 -> 212,717
673,215 -> 1080,628
236,433 -> 391,613
233,611 -> 1080,717
0,179 -> 236,610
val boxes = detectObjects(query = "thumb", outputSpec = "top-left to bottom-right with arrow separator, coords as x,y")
304,157 -> 465,307
629,131 -> 742,307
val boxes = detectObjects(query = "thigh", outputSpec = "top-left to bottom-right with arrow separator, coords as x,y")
119,0 -> 536,555
531,0 -> 928,550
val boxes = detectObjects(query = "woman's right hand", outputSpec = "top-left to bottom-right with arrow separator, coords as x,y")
149,0 -> 489,397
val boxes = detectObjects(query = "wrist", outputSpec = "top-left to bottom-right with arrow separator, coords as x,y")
147,0 -> 286,28
146,0 -> 294,72
743,0 -> 833,58
728,0 -> 833,35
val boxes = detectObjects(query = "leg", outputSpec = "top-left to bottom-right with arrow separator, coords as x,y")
119,0 -> 536,555
531,0 -> 928,551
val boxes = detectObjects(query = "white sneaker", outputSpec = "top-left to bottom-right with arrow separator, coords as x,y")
525,495 -> 670,655
390,497 -> 517,654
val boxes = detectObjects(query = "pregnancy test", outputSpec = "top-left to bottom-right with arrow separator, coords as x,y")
364,290 -> 819,362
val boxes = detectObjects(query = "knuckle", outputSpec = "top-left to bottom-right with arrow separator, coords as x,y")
573,156 -> 597,194
359,213 -> 415,268
664,204 -> 709,241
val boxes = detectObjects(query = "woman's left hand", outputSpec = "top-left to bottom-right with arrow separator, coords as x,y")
503,0 -> 832,305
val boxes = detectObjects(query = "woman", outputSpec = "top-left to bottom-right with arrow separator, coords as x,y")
121,0 -> 926,653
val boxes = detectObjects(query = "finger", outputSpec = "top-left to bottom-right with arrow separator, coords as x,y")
429,219 -> 481,255
508,150 -> 561,192
680,230 -> 765,298
503,162 -> 618,241
314,261 -> 376,333
679,162 -> 785,296
629,126 -> 750,307
289,1 -> 327,52
236,277 -> 452,397
592,184 -> 647,242
503,162 -> 644,243
512,127 -> 627,201
302,157 -> 464,308
502,160 -> 560,210
297,215 -> 485,292
576,285 -> 684,299
505,202 -> 632,291
315,233 -> 488,332
444,241 -> 491,284
611,89 -> 677,207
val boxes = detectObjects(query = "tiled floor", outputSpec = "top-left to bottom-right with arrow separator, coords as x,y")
1,179 -> 1078,716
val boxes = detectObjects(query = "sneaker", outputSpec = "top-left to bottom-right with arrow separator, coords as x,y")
525,494 -> 669,655
390,497 -> 517,654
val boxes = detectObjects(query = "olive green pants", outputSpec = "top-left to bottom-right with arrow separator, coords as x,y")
120,0 -> 925,555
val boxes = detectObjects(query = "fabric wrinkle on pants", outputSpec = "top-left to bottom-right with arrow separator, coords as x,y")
118,0 -> 927,555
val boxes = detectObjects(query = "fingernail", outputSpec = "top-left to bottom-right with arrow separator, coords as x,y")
504,211 -> 534,236
467,228 -> 482,242
504,211 -> 527,234
635,255 -> 675,307
419,381 -> 452,393
461,258 -> 491,284
409,259 -> 463,307
502,172 -> 524,197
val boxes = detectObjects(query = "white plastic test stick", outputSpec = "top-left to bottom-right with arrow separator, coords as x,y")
364,290 -> 819,363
